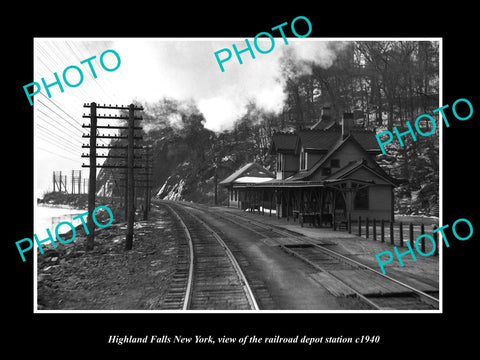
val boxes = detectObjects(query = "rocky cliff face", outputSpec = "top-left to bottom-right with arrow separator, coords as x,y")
157,171 -> 186,201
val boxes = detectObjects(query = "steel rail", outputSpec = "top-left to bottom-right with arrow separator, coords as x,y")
166,202 -> 259,310
176,201 -> 439,310
163,203 -> 194,310
220,209 -> 440,309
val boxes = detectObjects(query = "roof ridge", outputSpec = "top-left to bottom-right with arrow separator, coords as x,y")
273,130 -> 297,135
299,127 -> 339,132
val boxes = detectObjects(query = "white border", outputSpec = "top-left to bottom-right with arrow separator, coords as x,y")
33,37 -> 443,314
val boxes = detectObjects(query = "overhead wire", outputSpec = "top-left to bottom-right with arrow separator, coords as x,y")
36,107 -> 83,140
35,115 -> 84,146
36,127 -> 82,155
35,120 -> 83,148
56,40 -> 120,148
35,61 -> 103,151
36,140 -> 80,164
38,93 -> 84,132
37,146 -> 81,162
35,39 -> 138,174
35,40 -> 121,112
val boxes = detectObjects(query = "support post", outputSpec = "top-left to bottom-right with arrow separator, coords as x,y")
399,222 -> 404,247
348,212 -> 352,234
366,217 -> 369,238
381,219 -> 385,242
390,221 -> 394,245
409,223 -> 414,248
420,223 -> 425,253
332,190 -> 337,231
143,149 -> 151,221
269,191 -> 273,217
261,190 -> 264,215
286,190 -> 290,222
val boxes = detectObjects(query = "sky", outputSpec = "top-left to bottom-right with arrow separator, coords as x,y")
33,37 -> 348,198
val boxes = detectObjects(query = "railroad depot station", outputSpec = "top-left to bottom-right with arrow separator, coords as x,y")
219,111 -> 399,229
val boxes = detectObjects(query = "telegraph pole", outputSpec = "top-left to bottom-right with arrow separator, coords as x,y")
82,103 -> 143,251
86,102 -> 97,251
125,105 -> 135,250
143,146 -> 152,220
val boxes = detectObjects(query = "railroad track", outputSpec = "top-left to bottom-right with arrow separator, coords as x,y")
176,202 -> 440,311
158,202 -> 259,311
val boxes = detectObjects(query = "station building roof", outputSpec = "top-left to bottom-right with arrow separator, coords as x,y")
269,132 -> 297,154
219,162 -> 274,187
295,128 -> 381,154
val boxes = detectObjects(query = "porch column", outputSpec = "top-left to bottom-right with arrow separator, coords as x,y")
345,181 -> 353,221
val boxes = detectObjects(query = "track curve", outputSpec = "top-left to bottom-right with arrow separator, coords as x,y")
173,201 -> 439,311
160,202 -> 259,310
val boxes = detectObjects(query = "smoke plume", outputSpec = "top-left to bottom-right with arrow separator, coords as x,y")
112,39 -> 348,132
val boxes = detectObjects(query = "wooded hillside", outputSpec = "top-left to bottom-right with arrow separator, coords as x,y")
97,41 -> 439,216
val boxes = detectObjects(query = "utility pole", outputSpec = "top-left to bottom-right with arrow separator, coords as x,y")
143,146 -> 152,220
125,104 -> 135,251
85,102 -> 97,251
82,103 -> 143,251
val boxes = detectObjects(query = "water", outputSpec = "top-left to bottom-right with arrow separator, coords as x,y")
35,204 -> 88,235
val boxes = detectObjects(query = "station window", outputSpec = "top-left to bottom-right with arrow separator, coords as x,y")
300,150 -> 308,170
277,153 -> 283,171
322,167 -> 331,176
354,187 -> 369,210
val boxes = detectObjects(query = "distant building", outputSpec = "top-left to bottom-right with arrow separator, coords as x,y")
220,112 -> 398,227
219,162 -> 275,209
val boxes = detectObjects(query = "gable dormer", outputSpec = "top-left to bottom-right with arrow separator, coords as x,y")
269,132 -> 298,180
294,129 -> 337,172
306,134 -> 380,181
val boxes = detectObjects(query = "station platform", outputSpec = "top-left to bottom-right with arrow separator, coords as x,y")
216,206 -> 440,294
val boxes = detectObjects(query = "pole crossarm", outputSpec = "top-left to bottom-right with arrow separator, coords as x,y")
82,134 -> 143,140
81,102 -> 149,250
82,144 -> 145,149
83,114 -> 143,120
81,164 -> 144,169
83,103 -> 143,111
82,124 -> 143,130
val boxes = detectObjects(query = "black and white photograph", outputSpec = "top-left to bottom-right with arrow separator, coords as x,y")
32,38 -> 441,312
7,7 -> 479,355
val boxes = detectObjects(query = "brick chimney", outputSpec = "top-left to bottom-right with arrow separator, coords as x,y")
342,112 -> 354,139
321,106 -> 331,122
310,106 -> 333,130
